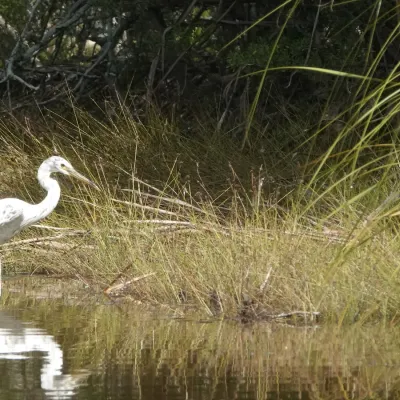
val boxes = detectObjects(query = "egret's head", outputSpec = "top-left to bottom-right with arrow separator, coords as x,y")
44,156 -> 99,189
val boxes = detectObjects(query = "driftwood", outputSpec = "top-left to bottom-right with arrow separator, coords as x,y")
267,311 -> 321,320
104,272 -> 156,295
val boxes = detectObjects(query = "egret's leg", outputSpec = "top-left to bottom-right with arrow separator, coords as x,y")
0,257 -> 2,297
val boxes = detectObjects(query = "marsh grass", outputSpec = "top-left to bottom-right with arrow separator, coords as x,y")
1,97 -> 400,323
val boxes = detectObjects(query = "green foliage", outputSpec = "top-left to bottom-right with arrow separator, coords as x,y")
0,0 -> 28,31
227,36 -> 311,68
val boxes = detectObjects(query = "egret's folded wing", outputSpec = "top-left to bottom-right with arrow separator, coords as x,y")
0,200 -> 25,244
0,203 -> 23,224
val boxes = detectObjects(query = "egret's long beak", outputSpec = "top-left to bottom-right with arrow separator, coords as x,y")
67,168 -> 100,190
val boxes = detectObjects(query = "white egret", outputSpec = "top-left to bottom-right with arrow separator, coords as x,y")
0,156 -> 98,295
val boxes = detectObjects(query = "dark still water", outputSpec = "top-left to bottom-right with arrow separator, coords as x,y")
0,295 -> 399,400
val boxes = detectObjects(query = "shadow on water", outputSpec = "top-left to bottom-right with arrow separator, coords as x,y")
0,284 -> 400,400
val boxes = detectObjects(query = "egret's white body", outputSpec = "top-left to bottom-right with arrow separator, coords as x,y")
0,156 -> 97,294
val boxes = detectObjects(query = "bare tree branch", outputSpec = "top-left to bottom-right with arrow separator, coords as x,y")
22,0 -> 91,62
1,0 -> 44,91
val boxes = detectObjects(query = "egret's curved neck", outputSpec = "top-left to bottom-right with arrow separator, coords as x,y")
25,163 -> 61,226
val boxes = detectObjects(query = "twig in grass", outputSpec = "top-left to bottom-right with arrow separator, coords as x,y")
268,311 -> 320,320
0,231 -> 89,250
13,247 -> 60,254
25,241 -> 95,250
365,191 -> 400,221
72,273 -> 93,289
155,225 -> 231,236
136,219 -> 196,226
231,227 -> 346,243
104,272 -> 156,295
280,229 -> 347,243
130,176 -> 168,195
106,264 -> 133,288
32,224 -> 86,232
259,266 -> 273,293
123,188 -> 212,216
134,219 -> 231,234
111,198 -> 179,217
136,220 -> 226,235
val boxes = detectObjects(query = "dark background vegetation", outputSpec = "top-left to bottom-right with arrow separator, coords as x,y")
1,0 -> 399,149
